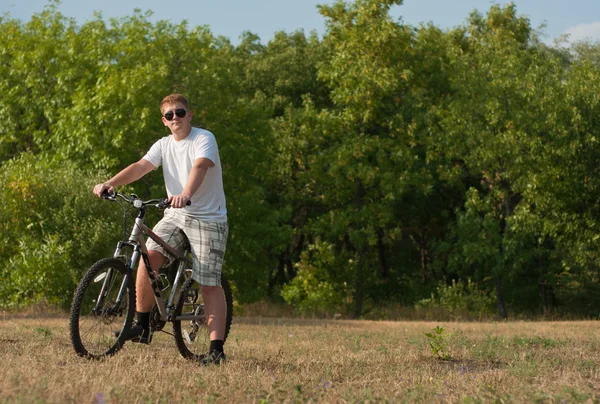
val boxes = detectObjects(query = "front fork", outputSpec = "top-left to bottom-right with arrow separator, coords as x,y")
92,241 -> 135,316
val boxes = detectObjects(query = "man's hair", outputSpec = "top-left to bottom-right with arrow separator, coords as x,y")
160,94 -> 189,113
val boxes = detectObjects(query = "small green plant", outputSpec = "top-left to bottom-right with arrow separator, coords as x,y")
35,327 -> 52,338
425,326 -> 451,360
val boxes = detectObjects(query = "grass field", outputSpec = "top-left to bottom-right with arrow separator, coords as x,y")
1,314 -> 599,403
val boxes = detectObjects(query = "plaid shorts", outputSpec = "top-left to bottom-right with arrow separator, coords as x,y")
146,209 -> 228,286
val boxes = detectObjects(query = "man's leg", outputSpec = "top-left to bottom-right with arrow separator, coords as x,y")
118,250 -> 165,343
201,285 -> 227,341
186,219 -> 228,363
200,285 -> 227,364
136,250 -> 166,312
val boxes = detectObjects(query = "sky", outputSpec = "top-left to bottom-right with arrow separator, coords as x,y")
2,0 -> 600,46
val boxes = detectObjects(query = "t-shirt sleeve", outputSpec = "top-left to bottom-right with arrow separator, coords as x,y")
194,133 -> 218,164
142,138 -> 163,168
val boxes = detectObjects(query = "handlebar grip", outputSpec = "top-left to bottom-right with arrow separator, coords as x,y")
157,199 -> 192,209
166,198 -> 192,206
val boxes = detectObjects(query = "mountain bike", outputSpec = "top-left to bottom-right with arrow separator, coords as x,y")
69,192 -> 233,361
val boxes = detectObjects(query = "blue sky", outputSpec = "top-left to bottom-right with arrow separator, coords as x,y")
2,0 -> 600,45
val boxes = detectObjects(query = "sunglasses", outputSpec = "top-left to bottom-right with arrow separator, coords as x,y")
163,108 -> 188,121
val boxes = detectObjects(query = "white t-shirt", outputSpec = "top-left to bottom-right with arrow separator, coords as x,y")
143,127 -> 227,222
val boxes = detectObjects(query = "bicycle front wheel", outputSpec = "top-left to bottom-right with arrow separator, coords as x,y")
69,258 -> 135,359
172,274 -> 233,361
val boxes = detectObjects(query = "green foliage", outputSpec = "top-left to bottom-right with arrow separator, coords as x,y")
417,279 -> 496,319
0,153 -> 123,308
281,242 -> 348,316
1,2 -> 600,317
34,327 -> 52,338
424,326 -> 451,360
3,235 -> 73,308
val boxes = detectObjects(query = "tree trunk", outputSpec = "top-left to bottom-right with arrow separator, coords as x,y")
267,255 -> 287,297
377,228 -> 389,279
354,250 -> 364,319
420,238 -> 429,282
541,283 -> 548,315
540,283 -> 555,315
494,275 -> 508,320
353,178 -> 365,319
494,194 -> 512,320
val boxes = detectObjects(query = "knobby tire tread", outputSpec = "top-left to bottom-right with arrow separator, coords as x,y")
69,257 -> 135,359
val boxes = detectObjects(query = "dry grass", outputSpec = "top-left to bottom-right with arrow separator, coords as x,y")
1,314 -> 599,403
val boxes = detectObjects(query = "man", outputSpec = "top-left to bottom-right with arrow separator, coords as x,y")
93,94 -> 229,365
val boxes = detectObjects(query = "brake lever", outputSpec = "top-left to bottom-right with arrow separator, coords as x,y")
156,198 -> 170,209
101,191 -> 117,201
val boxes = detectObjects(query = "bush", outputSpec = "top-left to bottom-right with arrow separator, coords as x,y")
0,153 -> 124,309
3,235 -> 74,308
281,241 -> 348,317
416,278 -> 495,320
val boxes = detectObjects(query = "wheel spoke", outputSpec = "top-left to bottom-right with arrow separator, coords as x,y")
70,258 -> 135,359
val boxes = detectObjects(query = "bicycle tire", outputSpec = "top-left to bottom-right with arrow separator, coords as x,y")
172,274 -> 233,361
69,257 -> 135,359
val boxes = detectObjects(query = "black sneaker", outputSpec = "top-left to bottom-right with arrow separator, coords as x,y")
113,322 -> 152,344
200,350 -> 226,366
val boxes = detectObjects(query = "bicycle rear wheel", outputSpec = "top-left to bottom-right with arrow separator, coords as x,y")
69,258 -> 135,359
172,274 -> 233,361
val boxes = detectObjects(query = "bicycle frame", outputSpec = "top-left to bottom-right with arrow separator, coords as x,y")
105,195 -> 195,324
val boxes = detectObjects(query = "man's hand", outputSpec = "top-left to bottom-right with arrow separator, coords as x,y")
93,183 -> 114,198
169,194 -> 191,208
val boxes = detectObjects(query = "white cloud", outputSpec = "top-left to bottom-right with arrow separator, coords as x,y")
563,22 -> 600,43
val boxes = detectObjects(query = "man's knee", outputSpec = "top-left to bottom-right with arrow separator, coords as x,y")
138,250 -> 166,272
201,285 -> 223,296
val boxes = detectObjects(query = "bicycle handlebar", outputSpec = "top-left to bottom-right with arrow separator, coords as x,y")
101,191 -> 191,209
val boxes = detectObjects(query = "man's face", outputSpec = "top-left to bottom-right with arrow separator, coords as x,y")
161,102 -> 192,131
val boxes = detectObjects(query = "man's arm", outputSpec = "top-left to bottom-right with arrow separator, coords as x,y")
93,159 -> 156,197
169,158 -> 215,208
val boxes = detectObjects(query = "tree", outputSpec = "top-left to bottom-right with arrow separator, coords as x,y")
433,4 -> 569,317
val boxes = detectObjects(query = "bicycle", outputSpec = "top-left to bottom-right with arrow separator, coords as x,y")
69,191 -> 233,361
